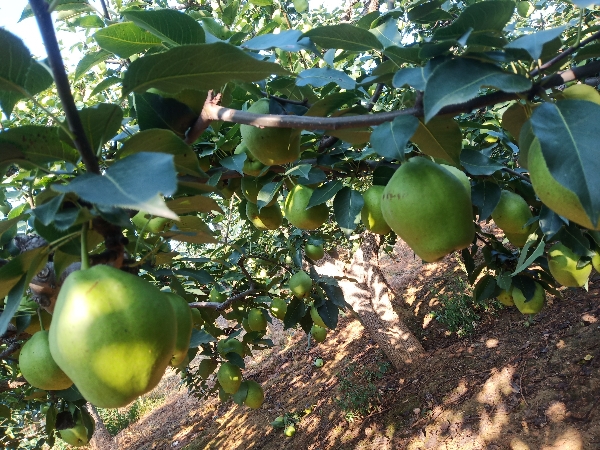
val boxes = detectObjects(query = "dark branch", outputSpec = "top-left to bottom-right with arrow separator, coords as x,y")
29,0 -> 100,174
530,29 -> 600,77
98,0 -> 110,20
261,91 -> 311,107
188,287 -> 259,310
502,167 -> 530,182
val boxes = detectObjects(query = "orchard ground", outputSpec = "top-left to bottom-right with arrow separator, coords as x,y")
56,240 -> 600,450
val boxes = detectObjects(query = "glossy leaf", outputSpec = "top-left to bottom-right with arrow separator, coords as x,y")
302,24 -> 383,51
94,22 -> 163,58
316,301 -> 339,329
53,152 -> 178,219
410,117 -> 462,165
123,9 -> 205,46
119,129 -> 205,177
471,181 -> 501,222
0,29 -> 31,96
74,50 -> 111,80
78,104 -> 123,153
122,43 -> 289,95
162,216 -> 217,244
460,149 -> 505,176
0,126 -> 80,165
505,26 -> 566,61
283,298 -> 307,330
530,100 -> 600,228
90,76 -> 122,96
392,67 -> 429,90
384,46 -> 422,65
133,92 -> 197,139
370,19 -> 403,48
307,180 -> 343,208
296,67 -> 356,90
333,187 -> 364,236
0,59 -> 53,118
433,1 -> 515,40
242,29 -> 316,53
371,115 -> 420,161
423,59 -> 531,122
220,154 -> 246,175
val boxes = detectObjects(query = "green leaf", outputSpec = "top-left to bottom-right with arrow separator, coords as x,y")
189,328 -> 217,347
383,46 -> 422,65
242,30 -> 316,53
119,129 -> 204,177
71,14 -> 105,28
161,216 -> 216,244
90,76 -> 122,96
133,92 -> 197,139
316,301 -> 338,329
166,196 -> 222,214
472,274 -> 497,302
407,0 -> 451,23
539,205 -> 564,239
123,9 -> 205,46
307,180 -> 344,208
122,42 -> 289,95
20,0 -> 93,21
370,19 -> 403,48
0,59 -> 53,118
77,104 -> 123,153
371,115 -> 420,161
410,117 -> 462,165
512,239 -> 545,276
460,149 -> 504,176
433,1 -> 515,40
392,67 -> 429,90
505,26 -> 566,61
423,59 -> 531,122
530,100 -> 600,228
319,279 -> 348,309
302,24 -> 383,51
0,28 -> 32,96
75,50 -> 111,80
94,22 -> 163,58
53,152 -> 178,219
296,68 -> 356,90
333,187 -> 364,236
220,154 -> 246,175
283,298 -> 307,330
0,126 -> 80,165
471,181 -> 501,222
257,181 -> 283,209
305,92 -> 358,117
232,380 -> 249,405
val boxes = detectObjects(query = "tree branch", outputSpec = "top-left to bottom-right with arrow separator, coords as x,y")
188,287 -> 259,310
184,92 -> 220,144
98,0 -> 110,20
30,0 -> 100,174
200,61 -> 600,131
502,167 -> 530,182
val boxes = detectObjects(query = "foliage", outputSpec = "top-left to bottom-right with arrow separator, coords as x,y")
0,0 -> 599,444
97,394 -> 166,436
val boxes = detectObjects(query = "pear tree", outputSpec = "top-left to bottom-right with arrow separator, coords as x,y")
0,0 -> 600,447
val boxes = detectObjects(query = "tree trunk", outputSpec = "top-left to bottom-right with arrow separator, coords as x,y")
87,404 -> 117,450
316,232 -> 425,371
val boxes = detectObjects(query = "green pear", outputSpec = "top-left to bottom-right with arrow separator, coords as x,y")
547,243 -> 592,287
492,190 -> 534,234
217,362 -> 242,394
284,185 -> 329,230
209,287 -> 227,303
311,325 -> 327,343
270,298 -> 287,320
19,331 -> 73,391
289,271 -> 312,298
246,202 -> 283,230
496,289 -> 514,306
217,338 -> 245,357
241,177 -> 277,206
244,380 -> 265,409
198,359 -> 218,379
528,139 -> 600,230
512,282 -> 545,315
240,99 -> 301,166
361,185 -> 391,235
562,84 -> 600,105
593,252 -> 600,273
305,243 -> 325,260
235,142 -> 267,176
165,293 -> 193,366
248,308 -> 268,331
310,306 -> 328,329
516,0 -> 533,17
440,165 -> 471,200
58,415 -> 91,447
381,157 -> 474,262
49,265 -> 177,408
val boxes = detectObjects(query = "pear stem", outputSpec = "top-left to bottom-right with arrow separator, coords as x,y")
81,222 -> 90,270
37,309 -> 45,332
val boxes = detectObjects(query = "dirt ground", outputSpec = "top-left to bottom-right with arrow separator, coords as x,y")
111,241 -> 600,450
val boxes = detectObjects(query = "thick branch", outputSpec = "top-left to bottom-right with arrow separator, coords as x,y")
30,0 -> 100,174
202,61 -> 600,131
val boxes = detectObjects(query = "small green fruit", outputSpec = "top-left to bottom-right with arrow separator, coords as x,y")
593,252 -> 600,273
361,185 -> 391,235
270,298 -> 287,320
492,190 -> 534,235
284,185 -> 329,230
284,425 -> 296,437
217,362 -> 242,394
197,359 -> 218,379
289,271 -> 312,298
246,202 -> 283,231
381,157 -> 474,262
165,293 -> 193,367
240,99 -> 301,166
191,308 -> 204,328
310,306 -> 327,329
241,177 -> 277,206
517,1 -> 533,18
209,287 -> 227,303
217,338 -> 245,358
248,308 -> 268,332
562,84 -> 600,105
311,325 -> 327,343
58,415 -> 90,447
235,142 -> 267,176
305,243 -> 325,260
496,290 -> 514,306
512,282 -> 545,315
244,380 -> 265,409
314,358 -> 324,368
547,243 -> 592,287
19,331 -> 72,391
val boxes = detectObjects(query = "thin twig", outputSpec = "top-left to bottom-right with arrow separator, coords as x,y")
29,0 -> 100,174
188,287 -> 259,310
0,341 -> 20,360
501,167 -> 530,182
98,0 -> 110,20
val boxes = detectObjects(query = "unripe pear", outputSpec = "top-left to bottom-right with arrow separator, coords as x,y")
310,306 -> 328,329
235,142 -> 266,176
512,282 -> 545,315
217,362 -> 242,394
244,380 -> 265,409
496,289 -> 514,306
381,157 -> 474,262
289,271 -> 312,298
491,190 -> 534,234
19,331 -> 73,391
240,99 -> 300,166
311,325 -> 327,343
305,243 -> 325,260
547,243 -> 592,287
241,177 -> 277,206
246,202 -> 283,230
361,185 -> 391,235
58,414 -> 91,447
284,185 -> 329,230
270,298 -> 287,320
165,293 -> 193,366
562,84 -> 600,105
248,308 -> 267,331
528,139 -> 600,230
209,287 -> 227,303
198,358 -> 218,379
